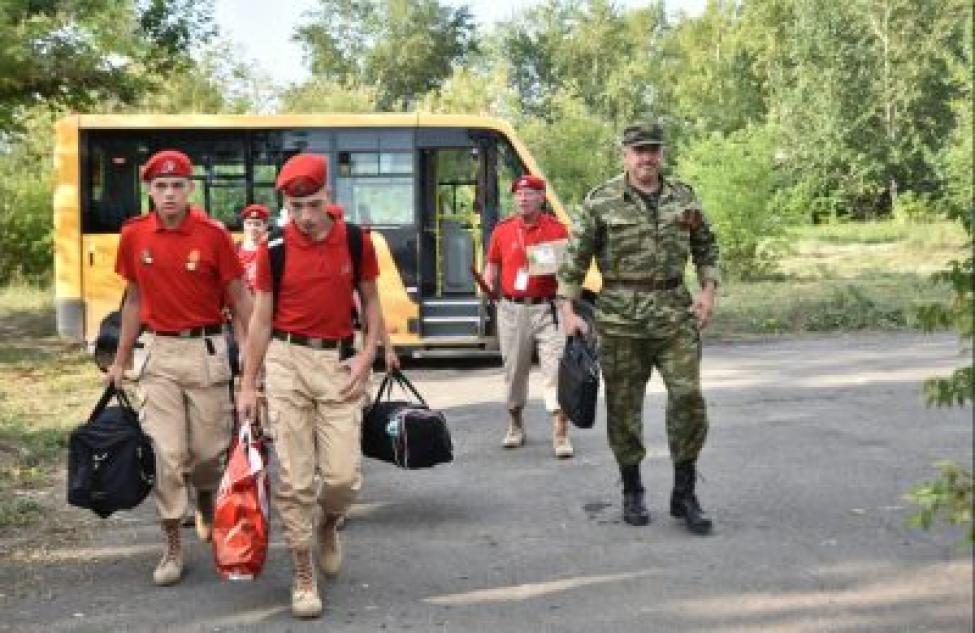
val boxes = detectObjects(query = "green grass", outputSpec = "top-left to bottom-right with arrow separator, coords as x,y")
0,283 -> 102,530
705,219 -> 969,340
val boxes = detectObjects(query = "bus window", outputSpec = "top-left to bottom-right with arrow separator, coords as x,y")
252,161 -> 280,222
84,139 -> 140,233
335,151 -> 414,226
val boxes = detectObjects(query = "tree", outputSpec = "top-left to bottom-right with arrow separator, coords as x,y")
660,0 -> 766,137
739,0 -> 969,219
418,62 -> 520,118
0,0 -> 216,130
293,0 -> 477,110
279,77 -> 379,114
518,88 -> 618,206
496,0 -> 670,125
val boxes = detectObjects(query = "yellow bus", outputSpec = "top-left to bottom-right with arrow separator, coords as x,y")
53,113 -> 596,357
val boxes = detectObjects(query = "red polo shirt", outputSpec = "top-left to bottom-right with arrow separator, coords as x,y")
237,244 -> 259,290
486,212 -> 568,298
115,207 -> 243,331
254,220 -> 379,339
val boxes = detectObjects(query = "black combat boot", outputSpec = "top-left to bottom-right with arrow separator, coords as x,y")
620,464 -> 650,526
670,460 -> 712,535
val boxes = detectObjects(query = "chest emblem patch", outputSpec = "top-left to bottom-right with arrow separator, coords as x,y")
186,249 -> 200,271
141,248 -> 153,265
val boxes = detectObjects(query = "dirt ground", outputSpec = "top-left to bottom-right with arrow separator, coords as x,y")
0,331 -> 972,632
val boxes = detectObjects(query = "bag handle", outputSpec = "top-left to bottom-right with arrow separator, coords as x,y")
372,369 -> 428,409
88,384 -> 137,423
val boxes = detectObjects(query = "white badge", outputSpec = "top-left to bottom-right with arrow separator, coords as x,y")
514,267 -> 530,291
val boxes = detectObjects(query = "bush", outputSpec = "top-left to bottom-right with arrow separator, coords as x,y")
0,109 -> 56,283
679,124 -> 796,280
0,170 -> 53,283
893,191 -> 945,224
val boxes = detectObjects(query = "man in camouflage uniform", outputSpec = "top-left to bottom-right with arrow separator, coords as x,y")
557,122 -> 719,534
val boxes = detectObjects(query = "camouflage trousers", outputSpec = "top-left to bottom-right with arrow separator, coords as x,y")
598,319 -> 709,467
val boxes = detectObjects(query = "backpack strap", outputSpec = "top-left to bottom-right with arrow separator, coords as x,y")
267,228 -> 285,316
345,222 -> 363,328
346,222 -> 363,291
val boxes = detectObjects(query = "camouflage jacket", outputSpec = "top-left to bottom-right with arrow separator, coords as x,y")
557,173 -> 720,338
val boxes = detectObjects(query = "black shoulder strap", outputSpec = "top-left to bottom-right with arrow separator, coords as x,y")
345,222 -> 363,329
267,228 -> 285,315
346,222 -> 363,291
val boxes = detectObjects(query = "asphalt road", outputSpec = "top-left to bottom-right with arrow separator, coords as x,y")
1,332 -> 972,632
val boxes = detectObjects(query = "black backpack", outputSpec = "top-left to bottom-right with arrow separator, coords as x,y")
67,385 -> 155,518
558,333 -> 601,429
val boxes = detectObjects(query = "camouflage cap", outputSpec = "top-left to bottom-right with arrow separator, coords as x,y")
622,123 -> 665,147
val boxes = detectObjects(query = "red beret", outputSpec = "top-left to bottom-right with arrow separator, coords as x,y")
511,174 -> 546,193
142,150 -> 193,182
325,203 -> 344,218
239,204 -> 269,222
276,154 -> 328,197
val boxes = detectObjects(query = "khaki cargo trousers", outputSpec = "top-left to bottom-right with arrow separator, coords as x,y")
498,298 -> 565,413
138,334 -> 234,521
264,339 -> 362,549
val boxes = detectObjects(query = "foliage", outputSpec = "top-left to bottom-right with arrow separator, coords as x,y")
679,124 -> 792,280
294,0 -> 477,110
906,462 -> 973,544
418,63 -> 520,118
279,77 -> 379,114
661,0 -> 766,137
892,191 -> 945,224
908,24 -> 973,541
739,0 -> 969,219
518,89 -> 618,207
496,0 -> 668,126
0,0 -> 216,130
0,108 -> 56,283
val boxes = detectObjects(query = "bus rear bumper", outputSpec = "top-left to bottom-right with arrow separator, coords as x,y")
56,297 -> 85,342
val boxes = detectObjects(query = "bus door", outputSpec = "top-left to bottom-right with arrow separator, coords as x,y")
416,135 -> 499,342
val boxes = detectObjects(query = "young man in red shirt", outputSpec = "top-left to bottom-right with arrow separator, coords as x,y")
237,153 -> 381,619
236,203 -> 270,291
106,150 -> 252,586
484,175 -> 573,458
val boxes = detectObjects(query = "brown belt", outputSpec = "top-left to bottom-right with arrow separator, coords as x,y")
603,278 -> 683,291
152,324 -> 223,337
272,329 -> 350,351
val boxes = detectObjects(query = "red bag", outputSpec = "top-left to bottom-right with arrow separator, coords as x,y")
212,424 -> 270,580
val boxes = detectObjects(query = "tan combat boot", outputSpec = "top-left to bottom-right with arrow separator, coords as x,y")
502,408 -> 526,448
552,412 -> 574,459
153,520 -> 184,586
195,490 -> 213,542
290,547 -> 323,618
317,512 -> 343,577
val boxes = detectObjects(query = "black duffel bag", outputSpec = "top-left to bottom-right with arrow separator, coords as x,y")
362,370 -> 452,469
558,333 -> 601,429
67,385 -> 155,518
